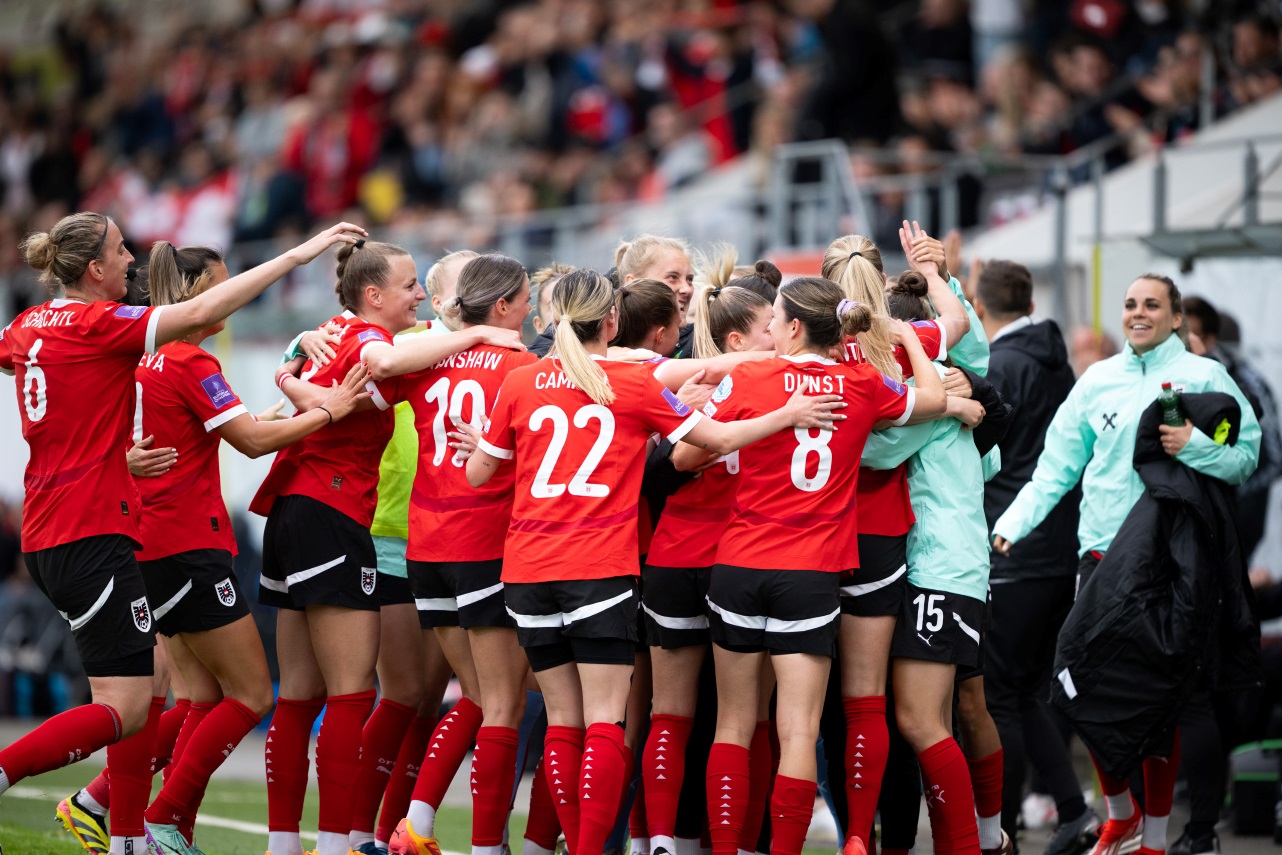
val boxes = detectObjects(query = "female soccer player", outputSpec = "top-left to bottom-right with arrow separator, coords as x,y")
459,268 -> 844,855
615,235 -> 696,356
993,274 -> 1261,855
673,276 -> 945,855
0,212 -> 364,851
250,239 -> 522,855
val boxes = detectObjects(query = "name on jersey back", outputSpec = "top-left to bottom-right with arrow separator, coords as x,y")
433,350 -> 507,372
21,308 -> 76,329
784,372 -> 846,395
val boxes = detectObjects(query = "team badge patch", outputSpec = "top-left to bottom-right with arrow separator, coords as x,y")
361,567 -> 377,595
882,374 -> 907,396
131,597 -> 152,632
660,387 -> 691,416
358,329 -> 386,344
711,375 -> 733,403
215,578 -> 237,607
200,373 -> 235,408
114,305 -> 147,319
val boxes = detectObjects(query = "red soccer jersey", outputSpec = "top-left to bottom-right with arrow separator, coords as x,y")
249,318 -> 396,527
0,299 -> 165,551
389,344 -> 538,563
133,342 -> 246,561
646,454 -> 738,569
707,354 -> 913,572
840,319 -> 944,537
479,358 -> 703,583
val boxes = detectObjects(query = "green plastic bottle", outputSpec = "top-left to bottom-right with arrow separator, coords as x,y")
1159,382 -> 1184,427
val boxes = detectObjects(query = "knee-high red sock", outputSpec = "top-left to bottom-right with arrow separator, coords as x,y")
154,699 -> 191,780
168,702 -> 214,784
409,696 -> 484,810
579,722 -> 630,855
350,698 -> 416,836
769,775 -> 816,855
919,738 -> 980,855
146,698 -> 262,838
843,696 -> 889,846
376,713 -> 436,845
525,755 -> 563,851
0,703 -> 122,789
545,726 -> 585,855
1089,752 -> 1130,798
315,690 -> 376,835
629,772 -> 648,842
1141,731 -> 1181,851
471,726 -> 520,846
739,722 -> 772,853
108,697 -> 164,838
966,749 -> 1003,821
644,714 -> 693,840
706,743 -> 750,855
266,697 -> 325,833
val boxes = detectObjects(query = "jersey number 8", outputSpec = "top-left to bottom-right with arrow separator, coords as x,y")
790,427 -> 833,492
529,404 -> 616,498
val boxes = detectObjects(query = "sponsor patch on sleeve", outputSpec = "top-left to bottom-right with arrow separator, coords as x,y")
910,320 -> 935,329
114,305 -> 147,319
661,387 -> 692,416
200,372 -> 236,408
357,329 -> 387,344
882,374 -> 907,396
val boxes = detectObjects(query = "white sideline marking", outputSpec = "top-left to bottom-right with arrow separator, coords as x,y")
7,785 -> 468,855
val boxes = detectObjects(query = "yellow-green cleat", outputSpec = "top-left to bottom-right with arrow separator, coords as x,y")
55,793 -> 110,855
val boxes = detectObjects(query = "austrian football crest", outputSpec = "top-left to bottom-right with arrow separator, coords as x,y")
361,567 -> 377,595
131,597 -> 152,632
215,578 -> 237,607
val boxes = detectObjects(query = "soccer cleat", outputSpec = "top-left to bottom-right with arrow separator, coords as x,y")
56,793 -> 110,855
146,822 -> 207,855
841,835 -> 868,855
388,818 -> 443,855
1045,808 -> 1102,855
1087,803 -> 1144,855
982,829 -> 1015,855
352,844 -> 390,855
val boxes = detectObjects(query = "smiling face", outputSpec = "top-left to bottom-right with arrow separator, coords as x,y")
1123,277 -> 1182,354
81,219 -> 134,302
375,254 -> 427,333
633,247 -> 694,315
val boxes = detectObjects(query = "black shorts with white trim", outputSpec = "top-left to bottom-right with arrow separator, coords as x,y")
259,494 -> 379,612
839,533 -> 908,618
641,564 -> 712,649
139,548 -> 250,637
408,558 -> 511,630
504,575 -> 638,651
890,584 -> 984,669
706,564 -> 840,657
24,534 -> 156,676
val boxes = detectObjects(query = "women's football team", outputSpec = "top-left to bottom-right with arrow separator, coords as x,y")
0,209 -> 1259,855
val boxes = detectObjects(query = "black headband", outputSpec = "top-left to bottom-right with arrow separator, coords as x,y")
77,215 -> 110,282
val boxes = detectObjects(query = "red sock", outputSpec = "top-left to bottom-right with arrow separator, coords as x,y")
643,714 -> 693,839
706,743 -> 750,855
470,726 -> 520,846
919,738 -> 980,855
349,698 -> 416,835
525,755 -> 564,851
739,721 -> 772,852
579,722 -> 630,855
315,690 -> 376,835
376,713 -> 437,845
146,698 -> 261,835
409,696 -> 484,809
0,702 -> 122,787
1090,752 -> 1130,797
545,725 -> 585,855
1143,730 -> 1182,817
843,696 -> 889,846
168,702 -> 214,784
629,772 -> 648,841
153,699 -> 191,780
108,697 -> 163,838
966,749 -> 1003,821
769,774 -> 816,855
84,768 -> 111,811
266,697 -> 324,833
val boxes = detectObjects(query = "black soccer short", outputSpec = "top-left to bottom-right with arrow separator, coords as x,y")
641,564 -> 713,649
706,564 -> 841,657
504,575 -> 638,651
890,584 -> 985,669
408,558 -> 510,630
139,548 -> 250,637
840,533 -> 909,618
259,495 -> 379,611
24,534 -> 156,676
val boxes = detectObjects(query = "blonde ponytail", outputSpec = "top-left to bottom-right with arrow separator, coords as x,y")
692,284 -> 723,358
143,241 -> 224,306
822,234 -> 901,381
548,269 -> 616,406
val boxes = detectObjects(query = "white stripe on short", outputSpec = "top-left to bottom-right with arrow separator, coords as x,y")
151,580 -> 193,621
840,564 -> 907,598
59,578 -> 115,631
457,582 -> 503,609
953,612 -> 981,645
286,556 -> 345,588
706,597 -> 840,634
642,603 -> 709,631
507,589 -> 633,629
415,597 -> 458,612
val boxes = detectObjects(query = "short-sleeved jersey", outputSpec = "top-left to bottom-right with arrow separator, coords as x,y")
390,344 -> 538,562
707,354 -> 914,572
479,357 -> 702,583
840,319 -> 943,537
646,456 -> 738,569
249,318 -> 396,527
134,341 -> 246,561
0,299 -> 165,551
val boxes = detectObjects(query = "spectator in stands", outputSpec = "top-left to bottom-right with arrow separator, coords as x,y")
1229,13 -> 1282,106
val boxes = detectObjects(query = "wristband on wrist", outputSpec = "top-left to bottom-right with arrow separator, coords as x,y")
318,406 -> 333,425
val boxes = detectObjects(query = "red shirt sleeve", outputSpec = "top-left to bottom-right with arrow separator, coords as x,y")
911,319 -> 946,361
478,376 -> 518,460
87,302 -> 165,357
637,370 -> 702,443
702,366 -> 745,423
176,351 -> 248,432
875,371 -> 914,426
0,324 -> 13,372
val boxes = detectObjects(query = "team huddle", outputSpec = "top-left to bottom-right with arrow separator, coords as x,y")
0,211 -> 1262,855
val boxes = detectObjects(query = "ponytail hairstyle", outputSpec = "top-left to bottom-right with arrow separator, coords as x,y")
779,277 -> 874,350
694,243 -> 739,291
612,279 -> 679,349
821,234 -> 901,380
424,249 -> 480,298
727,259 -> 782,302
334,239 -> 411,313
549,268 -> 617,405
885,270 -> 933,322
22,211 -> 114,292
693,285 -> 772,358
143,242 -> 225,306
443,254 -> 527,327
614,234 -> 690,281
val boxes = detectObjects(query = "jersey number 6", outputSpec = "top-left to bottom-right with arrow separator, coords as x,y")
23,337 -> 47,422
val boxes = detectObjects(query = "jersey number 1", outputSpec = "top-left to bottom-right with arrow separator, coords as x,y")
424,377 -> 486,467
